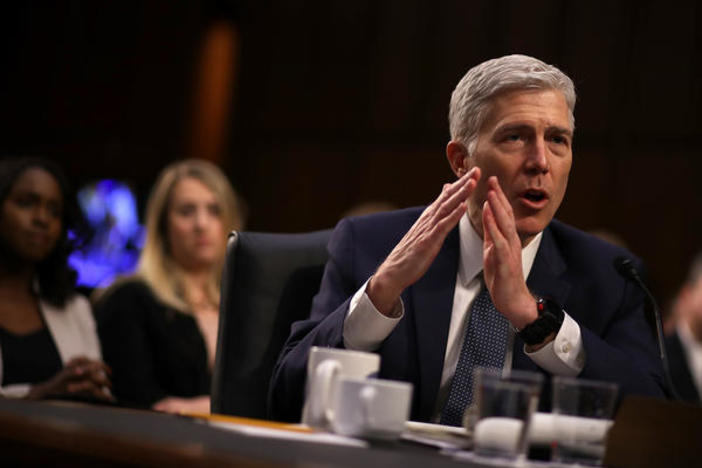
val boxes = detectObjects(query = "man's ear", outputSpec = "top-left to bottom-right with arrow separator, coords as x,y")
446,141 -> 470,178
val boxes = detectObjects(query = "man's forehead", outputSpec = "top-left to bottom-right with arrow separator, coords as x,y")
482,88 -> 572,132
495,122 -> 573,136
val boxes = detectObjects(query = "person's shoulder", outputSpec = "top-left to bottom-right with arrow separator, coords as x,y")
332,206 -> 424,250
63,292 -> 91,313
546,219 -> 642,269
40,293 -> 99,343
93,275 -> 156,310
346,206 -> 424,223
340,206 -> 423,235
42,292 -> 92,318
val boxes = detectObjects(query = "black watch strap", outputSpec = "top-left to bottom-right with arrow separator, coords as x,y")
517,296 -> 565,346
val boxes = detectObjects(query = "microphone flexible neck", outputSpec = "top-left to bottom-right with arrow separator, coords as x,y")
614,256 -> 681,401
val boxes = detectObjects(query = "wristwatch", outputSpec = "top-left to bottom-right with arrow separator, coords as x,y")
517,296 -> 565,346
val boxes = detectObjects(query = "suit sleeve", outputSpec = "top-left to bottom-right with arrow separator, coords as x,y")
268,218 -> 361,422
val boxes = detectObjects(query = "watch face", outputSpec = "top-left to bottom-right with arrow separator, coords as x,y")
536,297 -> 546,314
519,297 -> 564,345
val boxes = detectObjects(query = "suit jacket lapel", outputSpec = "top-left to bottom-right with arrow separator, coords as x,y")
526,225 -> 570,302
410,227 -> 460,421
407,224 -> 572,415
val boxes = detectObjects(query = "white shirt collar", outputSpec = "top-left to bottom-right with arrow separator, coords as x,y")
457,214 -> 543,286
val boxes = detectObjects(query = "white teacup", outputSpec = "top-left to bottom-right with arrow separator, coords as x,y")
330,377 -> 413,440
302,346 -> 380,429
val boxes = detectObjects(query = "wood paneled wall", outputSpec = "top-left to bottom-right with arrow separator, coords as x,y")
228,0 -> 702,304
1,0 -> 700,305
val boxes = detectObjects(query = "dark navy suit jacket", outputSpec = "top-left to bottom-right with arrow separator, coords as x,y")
269,207 -> 666,422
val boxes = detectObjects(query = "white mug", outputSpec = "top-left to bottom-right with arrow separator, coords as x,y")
330,377 -> 413,440
302,346 -> 380,429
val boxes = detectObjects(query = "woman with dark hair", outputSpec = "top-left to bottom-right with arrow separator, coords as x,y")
0,157 -> 112,400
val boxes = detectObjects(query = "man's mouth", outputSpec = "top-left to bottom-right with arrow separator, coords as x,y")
518,189 -> 549,208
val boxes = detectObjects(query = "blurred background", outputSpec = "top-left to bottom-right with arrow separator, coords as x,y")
1,1 -> 700,308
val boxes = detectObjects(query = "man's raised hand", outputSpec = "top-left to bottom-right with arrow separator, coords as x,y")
367,168 -> 481,315
482,176 -> 537,330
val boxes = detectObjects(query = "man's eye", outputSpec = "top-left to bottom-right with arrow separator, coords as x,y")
506,134 -> 521,141
550,135 -> 569,145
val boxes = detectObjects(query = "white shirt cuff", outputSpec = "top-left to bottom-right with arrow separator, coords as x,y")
525,312 -> 585,376
343,278 -> 404,351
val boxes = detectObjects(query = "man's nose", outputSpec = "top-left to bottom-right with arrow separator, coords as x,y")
525,138 -> 549,174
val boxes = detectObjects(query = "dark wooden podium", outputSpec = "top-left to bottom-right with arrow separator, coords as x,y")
605,396 -> 702,468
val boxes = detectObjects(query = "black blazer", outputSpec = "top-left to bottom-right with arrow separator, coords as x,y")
95,280 -> 210,408
269,208 -> 666,422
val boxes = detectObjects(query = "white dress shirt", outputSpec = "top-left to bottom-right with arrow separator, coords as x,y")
343,214 -> 585,419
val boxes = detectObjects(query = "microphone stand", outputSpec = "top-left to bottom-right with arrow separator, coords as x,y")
614,257 -> 682,401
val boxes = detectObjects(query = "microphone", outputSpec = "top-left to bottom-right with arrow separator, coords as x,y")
613,256 -> 681,400
613,257 -> 643,283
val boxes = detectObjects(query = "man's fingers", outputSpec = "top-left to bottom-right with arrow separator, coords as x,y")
482,201 -> 509,253
413,167 -> 477,241
482,202 -> 497,244
485,177 -> 520,245
432,170 -> 479,237
486,190 -> 514,236
487,176 -> 513,215
370,168 -> 480,305
435,171 -> 478,219
482,203 -> 493,246
436,167 -> 480,205
434,201 -> 467,238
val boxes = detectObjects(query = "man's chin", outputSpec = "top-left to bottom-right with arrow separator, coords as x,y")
515,219 -> 549,246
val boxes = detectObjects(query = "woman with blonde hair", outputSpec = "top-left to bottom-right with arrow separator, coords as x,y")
95,159 -> 243,413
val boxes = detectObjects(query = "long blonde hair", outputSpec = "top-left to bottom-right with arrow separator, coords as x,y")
137,159 -> 243,312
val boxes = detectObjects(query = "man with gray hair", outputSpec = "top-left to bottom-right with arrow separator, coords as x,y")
270,54 -> 666,425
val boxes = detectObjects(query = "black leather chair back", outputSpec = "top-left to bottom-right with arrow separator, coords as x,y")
211,229 -> 332,418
